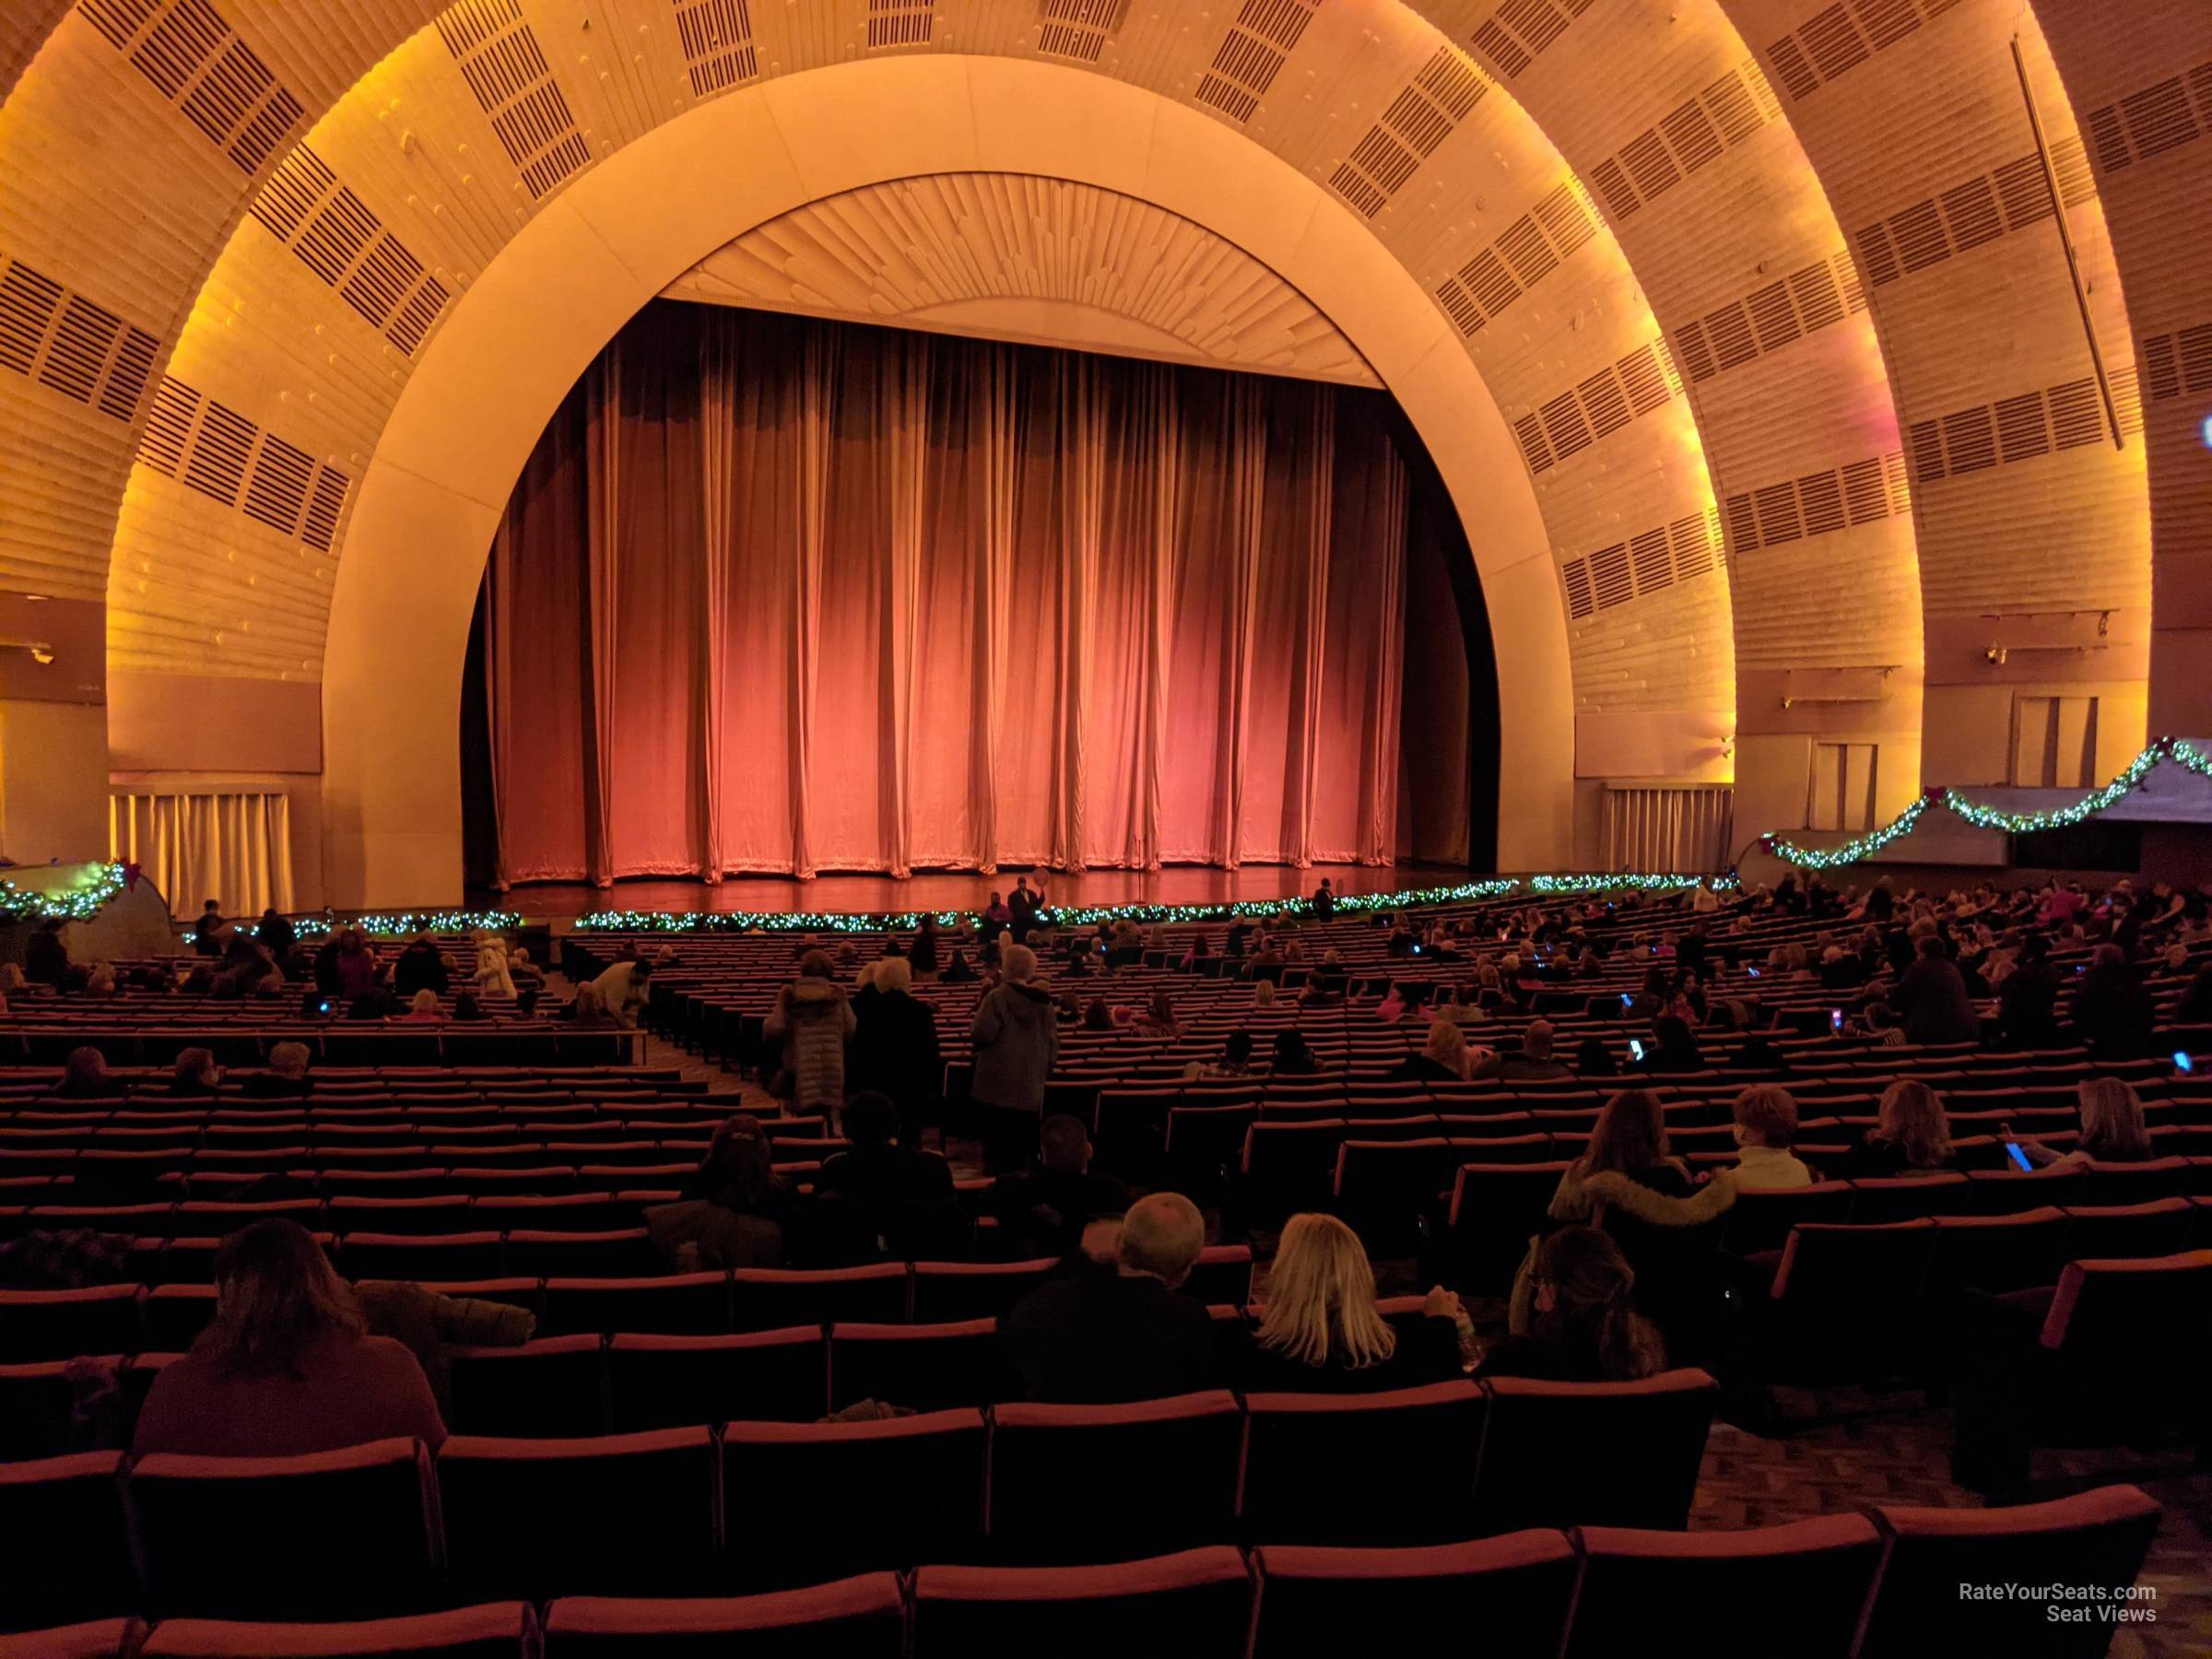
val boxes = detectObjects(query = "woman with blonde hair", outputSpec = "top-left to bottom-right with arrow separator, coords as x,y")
1389,1018 -> 1468,1082
1841,1079 -> 1956,1176
2009,1078 -> 2153,1170
1242,1212 -> 1465,1393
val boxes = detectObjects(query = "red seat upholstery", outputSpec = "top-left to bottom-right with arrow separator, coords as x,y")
1962,1167 -> 2086,1214
722,1409 -> 984,1589
728,1264 -> 907,1332
0,1357 -> 96,1461
437,1427 -> 718,1601
446,1335 -> 608,1437
909,1259 -> 1056,1323
1444,1163 -> 1571,1294
1924,1208 -> 2071,1297
1182,1244 -> 1254,1307
1472,1370 -> 1717,1534
1845,1172 -> 1972,1222
2058,1197 -> 2197,1262
341,1231 -> 506,1281
606,1328 -> 827,1430
0,1618 -> 145,1658
989,1390 -> 1242,1562
129,1438 -> 436,1619
1762,1220 -> 1937,1382
1563,1514 -> 1884,1659
1860,1485 -> 2163,1658
539,1272 -> 729,1336
0,1452 -> 135,1633
1241,1382 -> 1487,1546
1723,1182 -> 1854,1254
139,1285 -> 216,1353
828,1320 -> 1012,1413
138,1603 -> 535,1656
912,1547 -> 1253,1657
2036,1250 -> 2212,1436
504,1228 -> 660,1278
0,1285 -> 140,1363
542,1575 -> 906,1655
1251,1530 -> 1578,1658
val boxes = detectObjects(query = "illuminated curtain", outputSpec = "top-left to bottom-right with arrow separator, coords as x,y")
1602,786 -> 1735,873
109,791 -> 294,916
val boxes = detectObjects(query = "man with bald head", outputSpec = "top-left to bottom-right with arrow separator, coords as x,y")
1002,1192 -> 1216,1403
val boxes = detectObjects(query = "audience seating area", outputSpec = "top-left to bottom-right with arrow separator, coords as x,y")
1,1482 -> 2166,1658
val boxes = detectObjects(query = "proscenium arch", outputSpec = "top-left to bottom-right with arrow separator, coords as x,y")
322,54 -> 1578,906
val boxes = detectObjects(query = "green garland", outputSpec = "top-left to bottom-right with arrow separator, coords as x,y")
569,871 -> 1734,935
288,911 -> 525,940
1765,736 -> 2212,870
0,862 -> 128,923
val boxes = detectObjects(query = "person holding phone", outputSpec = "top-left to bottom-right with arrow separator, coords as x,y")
2001,1078 -> 2155,1171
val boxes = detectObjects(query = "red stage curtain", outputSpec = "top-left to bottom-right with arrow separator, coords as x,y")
477,302 -> 1423,884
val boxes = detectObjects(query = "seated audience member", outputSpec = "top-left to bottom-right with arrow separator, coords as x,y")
2008,1077 -> 2155,1171
1488,1018 -> 1571,1081
1893,934 -> 1982,1045
2069,944 -> 2158,1059
169,1047 -> 223,1097
1184,1031 -> 1256,1081
1479,1225 -> 1666,1382
1300,948 -> 1351,1005
1081,995 -> 1114,1031
450,990 -> 485,1021
847,955 -> 944,1143
1253,978 -> 1279,1009
1002,1193 -> 1214,1403
1242,1213 -> 1466,1394
391,934 -> 450,998
133,1220 -> 446,1456
26,918 -> 71,986
1837,1079 -> 1957,1177
811,1090 -> 965,1262
982,1113 -> 1132,1258
1547,1088 -> 1717,1221
397,988 -> 444,1023
241,1041 -> 313,1100
506,947 -> 546,994
567,983 -> 618,1030
1572,1035 -> 1619,1078
347,985 -> 401,1021
1725,1085 -> 1814,1188
1269,1030 -> 1324,1076
1855,1001 -> 1909,1047
591,955 -> 654,1028
354,1277 -> 535,1418
1635,1016 -> 1705,1074
647,1114 -> 791,1270
1133,990 -> 1182,1035
940,947 -> 978,983
1389,1018 -> 1469,1082
55,1045 -> 116,1099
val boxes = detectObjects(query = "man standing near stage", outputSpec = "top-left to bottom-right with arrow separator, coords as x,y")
1312,877 -> 1336,920
1008,876 -> 1047,945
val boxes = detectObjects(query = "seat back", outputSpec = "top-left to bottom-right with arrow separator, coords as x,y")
606,1328 -> 827,1430
447,1335 -> 608,1437
1240,1382 -> 1487,1547
729,1264 -> 908,1332
1563,1515 -> 1883,1659
1472,1369 -> 1717,1534
1182,1245 -> 1254,1308
988,1391 -> 1242,1563
828,1320 -> 1013,1413
539,1272 -> 729,1336
1766,1220 -> 1937,1382
723,1409 -> 986,1590
909,1260 -> 1056,1324
1845,1172 -> 1971,1222
2037,1250 -> 2212,1426
138,1604 -> 535,1656
0,1284 -> 141,1363
1723,1183 -> 1854,1254
1924,1208 -> 2071,1297
1251,1532 -> 1577,1659
1860,1485 -> 2163,1658
437,1426 -> 718,1602
541,1575 -> 905,1656
129,1438 -> 435,1618
2058,1197 -> 2197,1262
0,1452 -> 135,1632
912,1547 -> 1253,1658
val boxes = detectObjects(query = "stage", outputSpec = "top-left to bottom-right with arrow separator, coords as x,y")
476,863 -> 1467,925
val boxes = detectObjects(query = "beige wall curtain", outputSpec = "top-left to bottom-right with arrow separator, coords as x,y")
1603,785 -> 1735,873
110,791 -> 294,917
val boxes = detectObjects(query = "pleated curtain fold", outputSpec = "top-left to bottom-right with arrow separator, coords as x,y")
479,303 -> 1418,883
110,792 -> 294,917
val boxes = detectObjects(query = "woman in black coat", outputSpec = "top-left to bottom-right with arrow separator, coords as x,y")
847,956 -> 945,1141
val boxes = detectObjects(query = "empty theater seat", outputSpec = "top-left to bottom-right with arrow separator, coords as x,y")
0,1452 -> 135,1634
827,1320 -> 1012,1413
1471,1371 -> 1718,1534
137,1604 -> 536,1657
606,1328 -> 827,1430
128,1438 -> 436,1620
542,1576 -> 906,1656
988,1391 -> 1242,1563
0,1285 -> 140,1363
0,1620 -> 145,1658
1250,1531 -> 1579,1659
911,1547 -> 1254,1658
446,1335 -> 608,1437
1563,1514 -> 1886,1659
437,1427 -> 719,1602
1240,1382 -> 1487,1547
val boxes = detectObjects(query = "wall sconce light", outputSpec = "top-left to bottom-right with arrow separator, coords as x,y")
0,639 -> 56,665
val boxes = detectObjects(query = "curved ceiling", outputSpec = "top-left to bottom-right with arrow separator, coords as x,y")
1,0 -> 2204,900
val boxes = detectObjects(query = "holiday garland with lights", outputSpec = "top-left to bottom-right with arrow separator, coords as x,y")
567,872 -> 1734,935
282,911 -> 525,940
1764,736 -> 2212,870
0,862 -> 128,923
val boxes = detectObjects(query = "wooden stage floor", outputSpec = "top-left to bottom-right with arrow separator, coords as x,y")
481,863 -> 1469,923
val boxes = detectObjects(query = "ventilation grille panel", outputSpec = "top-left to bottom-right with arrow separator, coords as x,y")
2081,58 -> 2212,175
78,0 -> 301,173
1766,0 -> 1966,103
1559,508 -> 1724,620
133,374 -> 354,548
1430,177 -> 1598,336
1514,338 -> 1680,475
1037,0 -> 1124,63
248,148 -> 452,358
1194,0 -> 1318,123
1720,450 -> 1910,558
1671,252 -> 1862,384
439,1 -> 593,195
1585,63 -> 1781,224
0,254 -> 159,423
866,0 -> 934,49
1901,376 -> 2111,488
1468,0 -> 1594,80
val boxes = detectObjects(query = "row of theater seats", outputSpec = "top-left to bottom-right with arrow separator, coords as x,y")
6,1371 -> 1719,1627
0,1248 -> 1256,1366
2,1031 -> 638,1065
9,1481 -> 2168,1659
